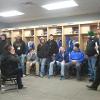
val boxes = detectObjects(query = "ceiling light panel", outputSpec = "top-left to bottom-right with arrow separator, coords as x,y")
42,0 -> 78,10
0,10 -> 24,17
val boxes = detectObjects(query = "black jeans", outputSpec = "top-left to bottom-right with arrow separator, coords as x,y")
17,68 -> 23,88
92,67 -> 100,89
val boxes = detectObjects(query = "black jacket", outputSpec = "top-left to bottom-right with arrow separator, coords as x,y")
86,38 -> 98,57
37,43 -> 48,58
0,40 -> 10,55
46,40 -> 59,57
13,40 -> 26,56
1,52 -> 19,76
96,45 -> 100,68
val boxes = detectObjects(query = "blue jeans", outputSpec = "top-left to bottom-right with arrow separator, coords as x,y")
49,61 -> 65,76
88,56 -> 97,80
18,54 -> 26,74
38,58 -> 47,76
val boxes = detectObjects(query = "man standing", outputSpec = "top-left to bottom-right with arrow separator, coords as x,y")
86,31 -> 98,81
37,37 -> 48,77
47,34 -> 59,60
46,34 -> 59,72
13,36 -> 26,75
0,34 -> 11,55
87,32 -> 100,90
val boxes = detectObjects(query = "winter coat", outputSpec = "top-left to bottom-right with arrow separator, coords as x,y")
0,40 -> 11,55
37,43 -> 48,58
69,50 -> 84,63
27,50 -> 37,61
56,51 -> 69,63
86,37 -> 98,57
1,52 -> 19,76
46,40 -> 59,57
13,40 -> 26,56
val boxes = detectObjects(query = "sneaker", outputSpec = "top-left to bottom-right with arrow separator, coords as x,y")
89,79 -> 94,82
48,75 -> 52,79
60,76 -> 65,80
1,85 -> 6,92
18,84 -> 23,89
65,76 -> 70,79
40,74 -> 44,78
86,85 -> 97,91
23,74 -> 26,77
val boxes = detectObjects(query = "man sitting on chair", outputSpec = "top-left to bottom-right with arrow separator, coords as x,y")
26,48 -> 37,75
48,46 -> 69,80
65,43 -> 85,80
1,45 -> 23,89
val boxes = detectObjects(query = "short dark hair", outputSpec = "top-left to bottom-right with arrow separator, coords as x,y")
50,34 -> 53,36
74,43 -> 80,48
1,34 -> 7,39
4,44 -> 12,52
28,48 -> 34,52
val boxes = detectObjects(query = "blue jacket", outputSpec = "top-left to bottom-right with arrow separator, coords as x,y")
26,43 -> 35,54
56,52 -> 69,63
69,50 -> 84,63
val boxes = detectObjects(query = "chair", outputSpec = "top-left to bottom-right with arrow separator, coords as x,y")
0,72 -> 18,93
30,63 -> 36,75
65,59 -> 88,79
0,60 -> 19,92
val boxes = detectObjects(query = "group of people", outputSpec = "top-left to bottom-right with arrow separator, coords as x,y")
0,31 -> 100,91
36,34 -> 85,80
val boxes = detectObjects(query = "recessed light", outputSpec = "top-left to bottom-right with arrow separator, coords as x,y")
22,1 -> 34,6
0,10 -> 24,17
42,0 -> 78,10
